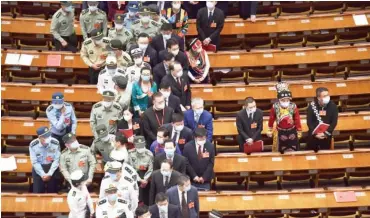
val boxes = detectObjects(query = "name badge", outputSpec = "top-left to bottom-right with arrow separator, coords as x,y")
178,139 -> 186,144
251,122 -> 257,129
188,201 -> 194,208
211,22 -> 217,28
203,152 -> 210,158
143,56 -> 150,62
319,110 -> 326,116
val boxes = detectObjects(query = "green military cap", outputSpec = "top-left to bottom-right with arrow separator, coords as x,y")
96,124 -> 108,138
133,135 -> 146,148
112,75 -> 128,89
105,183 -> 118,192
90,29 -> 104,40
60,1 -> 73,7
102,90 -> 116,98
62,133 -> 76,143
114,14 -> 125,24
107,39 -> 123,52
139,6 -> 151,14
148,4 -> 160,15
105,161 -> 122,173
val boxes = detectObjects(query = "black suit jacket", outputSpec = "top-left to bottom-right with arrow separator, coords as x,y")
196,7 -> 225,48
159,50 -> 189,72
149,203 -> 181,218
183,140 -> 215,182
236,108 -> 263,141
148,94 -> 182,115
161,74 -> 191,107
117,117 -> 143,136
151,34 -> 185,54
143,45 -> 159,68
153,153 -> 187,174
142,106 -> 174,146
163,123 -> 193,152
149,170 -> 182,205
153,62 -> 168,87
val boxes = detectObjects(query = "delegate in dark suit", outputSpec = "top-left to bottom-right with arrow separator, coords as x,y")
236,108 -> 263,151
159,50 -> 189,72
161,74 -> 191,108
117,117 -> 143,136
153,152 -> 187,174
143,45 -> 159,68
151,34 -> 185,54
183,140 -> 215,186
142,106 -> 174,147
184,109 -> 213,142
166,185 -> 200,218
164,123 -> 193,152
148,94 -> 182,115
149,169 -> 182,205
196,7 -> 225,49
149,203 -> 181,218
153,62 -> 169,88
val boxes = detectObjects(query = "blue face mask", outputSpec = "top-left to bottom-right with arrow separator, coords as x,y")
64,5 -> 73,12
108,193 -> 117,202
109,173 -> 117,181
141,75 -> 150,81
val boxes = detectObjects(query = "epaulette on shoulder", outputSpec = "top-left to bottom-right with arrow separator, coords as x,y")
127,62 -> 135,68
145,150 -> 153,156
117,198 -> 127,204
99,69 -> 107,75
84,39 -> 92,45
102,38 -> 110,44
124,30 -> 131,36
98,199 -> 107,206
123,54 -> 131,62
94,103 -> 102,108
151,20 -> 160,27
72,191 -> 76,197
46,105 -> 54,112
64,102 -> 71,106
133,20 -> 140,25
56,12 -> 61,18
113,103 -> 121,110
51,139 -> 60,145
30,139 -> 39,147
103,175 -> 110,179
117,69 -> 125,74
124,166 -> 133,174
124,176 -> 133,183
81,9 -> 88,15
79,144 -> 88,149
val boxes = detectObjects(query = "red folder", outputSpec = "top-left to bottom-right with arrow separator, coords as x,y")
46,54 -> 61,67
313,123 -> 330,134
244,140 -> 264,154
334,191 -> 357,203
202,44 -> 217,52
119,129 -> 133,138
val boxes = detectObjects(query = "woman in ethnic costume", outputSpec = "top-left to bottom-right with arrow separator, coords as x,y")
185,38 -> 211,84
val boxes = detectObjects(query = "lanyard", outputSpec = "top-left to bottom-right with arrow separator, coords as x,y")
154,109 -> 165,126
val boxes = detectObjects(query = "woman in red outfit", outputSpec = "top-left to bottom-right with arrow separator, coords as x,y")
267,82 -> 302,154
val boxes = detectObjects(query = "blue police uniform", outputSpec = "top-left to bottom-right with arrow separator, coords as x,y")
123,1 -> 140,29
46,92 -> 77,150
29,126 -> 61,193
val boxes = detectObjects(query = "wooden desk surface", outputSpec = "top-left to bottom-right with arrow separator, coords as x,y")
2,44 -> 370,68
1,112 -> 370,137
2,188 -> 370,212
2,11 -> 370,36
2,78 -> 370,102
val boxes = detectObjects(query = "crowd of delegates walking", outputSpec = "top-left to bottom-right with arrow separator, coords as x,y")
25,1 -> 340,217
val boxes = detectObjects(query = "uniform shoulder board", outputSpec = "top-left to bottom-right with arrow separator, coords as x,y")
98,199 -> 107,206
124,30 -> 131,36
113,103 -> 121,110
94,102 -> 102,108
102,38 -> 110,44
145,150 -> 153,156
124,166 -> 133,174
56,12 -> 61,18
51,139 -> 60,145
123,55 -> 131,62
124,176 -> 133,183
79,145 -> 88,149
117,69 -> 125,74
47,105 -> 54,112
72,191 -> 76,197
30,139 -> 39,147
99,69 -> 107,75
103,175 -> 110,179
64,102 -> 71,106
151,20 -> 160,27
81,9 -> 88,15
84,39 -> 92,45
127,62 -> 135,68
62,148 -> 68,154
133,20 -> 140,25
118,199 -> 127,204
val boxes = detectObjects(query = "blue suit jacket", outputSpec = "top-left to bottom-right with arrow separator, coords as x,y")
166,185 -> 199,218
184,109 -> 213,142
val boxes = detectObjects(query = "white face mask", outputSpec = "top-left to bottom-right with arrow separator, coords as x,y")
174,124 -> 184,132
64,5 -> 74,12
138,43 -> 148,51
197,139 -> 206,146
172,3 -> 181,9
53,104 -> 63,110
136,148 -> 146,153
158,204 -> 168,213
322,96 -> 330,104
141,16 -> 150,23
102,101 -> 113,108
89,5 -> 98,12
184,185 -> 191,192
176,70 -> 183,78
157,137 -> 164,144
156,102 -> 165,110
163,34 -> 171,40
195,109 -> 204,115
70,140 -> 80,149
134,58 -> 143,66
44,137 -> 51,144
101,135 -> 110,142
94,39 -> 103,45
246,107 -> 256,114
108,193 -> 117,202
161,170 -> 171,177
107,68 -> 116,75
280,101 -> 290,108
206,1 -> 215,9
128,11 -> 135,16
123,115 -> 132,121
171,49 -> 179,56
160,91 -> 170,98
115,23 -> 123,30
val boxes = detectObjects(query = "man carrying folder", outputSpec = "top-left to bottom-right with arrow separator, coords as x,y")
236,97 -> 263,152
307,87 -> 338,152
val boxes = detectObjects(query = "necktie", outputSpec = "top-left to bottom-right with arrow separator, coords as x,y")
198,145 -> 203,160
164,176 -> 169,189
181,191 -> 189,218
173,131 -> 178,144
208,11 -> 213,24
195,114 -> 200,123
177,77 -> 181,87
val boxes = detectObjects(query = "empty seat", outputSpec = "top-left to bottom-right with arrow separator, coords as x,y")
219,35 -> 245,50
44,68 -> 76,84
245,35 -> 274,51
256,4 -> 279,17
213,101 -> 243,118
246,68 -> 279,84
278,2 -> 312,16
276,34 -> 305,49
352,132 -> 370,148
346,63 -> 370,78
15,2 -> 49,19
211,68 -> 247,85
4,101 -> 37,118
343,94 -> 370,112
337,30 -> 369,45
280,68 -> 314,81
313,65 -> 346,80
8,67 -> 43,84
74,103 -> 93,118
312,1 -> 345,14
344,1 -> 370,10
1,32 -> 15,49
305,33 -> 337,47
16,34 -> 51,51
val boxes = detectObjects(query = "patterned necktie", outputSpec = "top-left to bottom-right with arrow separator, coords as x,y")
181,191 -> 189,218
198,145 -> 203,160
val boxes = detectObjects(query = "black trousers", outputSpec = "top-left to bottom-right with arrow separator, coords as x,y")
237,135 -> 245,152
32,165 -> 59,193
307,135 -> 332,151
54,33 -> 77,53
278,128 -> 300,153
51,133 -> 66,151
88,67 -> 102,84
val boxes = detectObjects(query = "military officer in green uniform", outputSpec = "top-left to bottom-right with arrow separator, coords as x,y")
79,1 -> 108,40
131,6 -> 160,39
90,124 -> 115,165
90,90 -> 123,139
148,4 -> 169,27
108,14 -> 134,50
128,136 -> 153,205
107,39 -> 133,70
50,1 -> 77,52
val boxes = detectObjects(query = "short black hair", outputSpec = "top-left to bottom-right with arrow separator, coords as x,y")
137,32 -> 150,40
140,66 -> 152,74
316,87 -> 329,97
194,127 -> 207,138
169,61 -> 181,72
115,132 -> 128,144
177,174 -> 190,186
160,158 -> 173,169
166,38 -> 179,49
160,80 -> 171,90
135,205 -> 149,217
155,192 -> 168,203
172,113 -> 184,123
163,139 -> 175,148
152,92 -> 163,101
157,126 -> 170,137
161,23 -> 173,31
163,51 -> 174,62
245,97 -> 255,105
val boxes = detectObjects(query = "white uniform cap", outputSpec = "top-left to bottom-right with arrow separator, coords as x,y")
104,161 -> 123,173
70,170 -> 84,181
109,149 -> 126,162
106,55 -> 117,65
